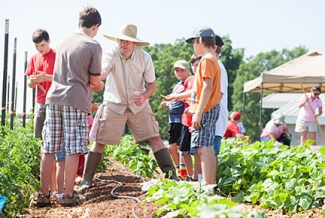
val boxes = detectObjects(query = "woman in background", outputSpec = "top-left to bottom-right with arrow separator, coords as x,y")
295,85 -> 322,145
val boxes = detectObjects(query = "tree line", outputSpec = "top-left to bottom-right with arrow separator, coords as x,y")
93,36 -> 307,141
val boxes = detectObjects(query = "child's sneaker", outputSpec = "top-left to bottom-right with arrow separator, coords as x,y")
36,193 -> 50,207
50,191 -> 57,202
59,191 -> 81,207
185,176 -> 198,182
55,193 -> 64,204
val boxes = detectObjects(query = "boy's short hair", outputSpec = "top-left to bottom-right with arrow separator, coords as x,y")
193,37 -> 215,48
79,7 -> 101,28
190,54 -> 202,64
32,29 -> 49,43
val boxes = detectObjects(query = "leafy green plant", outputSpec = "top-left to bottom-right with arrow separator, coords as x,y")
0,123 -> 41,216
217,139 -> 325,214
142,179 -> 267,218
102,135 -> 159,178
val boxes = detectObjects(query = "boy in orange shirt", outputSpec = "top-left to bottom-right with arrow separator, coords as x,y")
185,27 -> 221,186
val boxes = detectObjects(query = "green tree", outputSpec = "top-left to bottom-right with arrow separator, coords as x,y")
144,39 -> 193,139
231,47 -> 308,141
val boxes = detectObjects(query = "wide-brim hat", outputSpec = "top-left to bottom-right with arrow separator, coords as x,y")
103,23 -> 150,47
272,114 -> 286,124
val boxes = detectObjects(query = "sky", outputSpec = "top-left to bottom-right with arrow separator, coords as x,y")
0,0 -> 325,114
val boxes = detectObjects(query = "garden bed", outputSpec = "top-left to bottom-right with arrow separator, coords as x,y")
23,158 -> 323,218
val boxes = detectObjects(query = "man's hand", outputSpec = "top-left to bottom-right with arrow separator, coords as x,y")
134,94 -> 146,106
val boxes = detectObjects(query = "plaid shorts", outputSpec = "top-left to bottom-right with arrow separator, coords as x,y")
191,104 -> 220,148
42,104 -> 89,155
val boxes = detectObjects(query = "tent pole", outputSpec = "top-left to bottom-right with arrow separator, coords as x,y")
242,92 -> 246,125
298,79 -> 325,144
259,83 -> 264,135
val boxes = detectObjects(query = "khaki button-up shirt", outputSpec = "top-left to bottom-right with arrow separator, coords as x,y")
101,47 -> 156,115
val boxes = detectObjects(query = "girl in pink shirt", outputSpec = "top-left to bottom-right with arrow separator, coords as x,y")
295,85 -> 323,145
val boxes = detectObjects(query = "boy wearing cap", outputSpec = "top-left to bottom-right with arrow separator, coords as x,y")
80,24 -> 178,191
261,114 -> 291,146
161,55 -> 203,181
160,60 -> 191,179
224,112 -> 250,142
185,27 -> 221,185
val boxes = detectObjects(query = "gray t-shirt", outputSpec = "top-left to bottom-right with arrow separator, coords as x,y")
47,33 -> 102,114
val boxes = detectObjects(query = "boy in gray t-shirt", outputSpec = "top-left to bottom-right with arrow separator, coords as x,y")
37,7 -> 104,207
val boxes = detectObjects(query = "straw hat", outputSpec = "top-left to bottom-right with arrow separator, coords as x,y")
103,24 -> 150,47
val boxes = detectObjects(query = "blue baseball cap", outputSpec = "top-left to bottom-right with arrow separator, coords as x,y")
186,26 -> 215,44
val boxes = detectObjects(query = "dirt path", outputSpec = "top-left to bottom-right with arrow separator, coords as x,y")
24,159 -> 323,218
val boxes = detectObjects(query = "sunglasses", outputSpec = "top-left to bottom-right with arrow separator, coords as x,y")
313,92 -> 321,96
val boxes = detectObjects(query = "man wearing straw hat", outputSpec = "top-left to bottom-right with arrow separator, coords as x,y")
80,24 -> 178,191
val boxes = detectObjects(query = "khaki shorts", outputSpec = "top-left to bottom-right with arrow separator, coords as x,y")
295,119 -> 318,132
96,103 -> 160,145
34,103 -> 46,138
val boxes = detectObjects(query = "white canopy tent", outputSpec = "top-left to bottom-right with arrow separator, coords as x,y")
242,51 -> 325,139
244,51 -> 325,93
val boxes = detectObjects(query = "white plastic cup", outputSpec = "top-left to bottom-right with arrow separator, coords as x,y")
134,91 -> 141,97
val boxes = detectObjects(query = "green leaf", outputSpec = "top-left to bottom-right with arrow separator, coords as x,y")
234,192 -> 244,202
298,192 -> 313,210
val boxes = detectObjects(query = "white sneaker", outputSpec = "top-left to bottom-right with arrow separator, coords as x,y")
50,191 -> 57,202
56,193 -> 64,204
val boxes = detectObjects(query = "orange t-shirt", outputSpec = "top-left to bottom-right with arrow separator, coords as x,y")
189,52 -> 221,113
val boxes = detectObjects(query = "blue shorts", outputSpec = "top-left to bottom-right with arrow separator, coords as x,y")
191,104 -> 220,148
214,136 -> 221,154
55,145 -> 66,161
